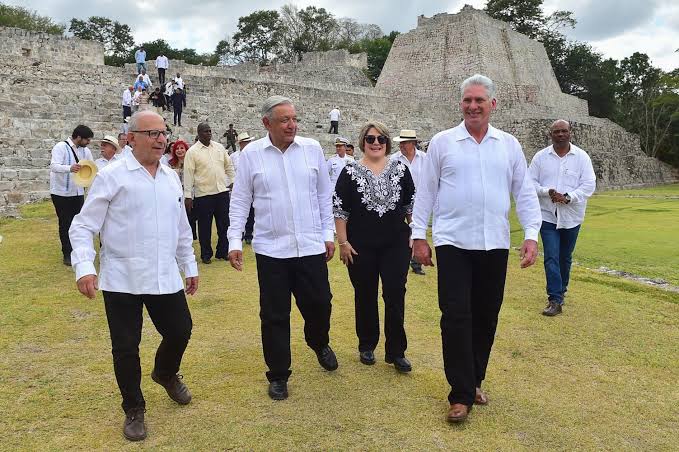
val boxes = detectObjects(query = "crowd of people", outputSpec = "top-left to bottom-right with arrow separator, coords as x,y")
48,72 -> 596,441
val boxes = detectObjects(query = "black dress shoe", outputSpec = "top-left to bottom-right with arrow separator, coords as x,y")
268,380 -> 288,400
385,355 -> 412,373
63,256 -> 71,266
151,371 -> 192,405
412,267 -> 425,275
359,350 -> 376,365
201,257 -> 211,264
315,345 -> 338,371
123,407 -> 147,441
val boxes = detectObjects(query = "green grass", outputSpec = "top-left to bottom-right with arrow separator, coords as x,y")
511,183 -> 679,286
1,197 -> 678,450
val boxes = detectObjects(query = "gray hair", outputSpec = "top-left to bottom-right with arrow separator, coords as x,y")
261,95 -> 293,119
460,74 -> 496,100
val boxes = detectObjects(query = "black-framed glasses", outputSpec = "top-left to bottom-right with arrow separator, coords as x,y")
131,130 -> 170,140
365,135 -> 387,144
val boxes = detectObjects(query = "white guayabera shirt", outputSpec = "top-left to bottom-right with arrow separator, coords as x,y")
228,134 -> 334,258
412,122 -> 542,250
390,149 -> 427,189
69,153 -> 198,295
528,143 -> 596,229
327,154 -> 354,187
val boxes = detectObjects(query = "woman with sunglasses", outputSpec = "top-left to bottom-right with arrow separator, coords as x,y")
333,121 -> 415,372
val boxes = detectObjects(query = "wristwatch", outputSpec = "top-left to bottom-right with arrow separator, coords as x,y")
563,193 -> 571,204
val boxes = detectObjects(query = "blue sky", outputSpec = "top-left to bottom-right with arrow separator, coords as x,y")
8,0 -> 679,70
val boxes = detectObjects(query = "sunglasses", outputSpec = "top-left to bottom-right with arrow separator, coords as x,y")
364,135 -> 387,145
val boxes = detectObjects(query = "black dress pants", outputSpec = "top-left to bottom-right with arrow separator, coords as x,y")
435,245 -> 508,406
51,194 -> 84,258
243,206 -> 255,241
173,108 -> 182,126
194,191 -> 229,260
328,121 -> 338,134
347,239 -> 410,357
158,68 -> 166,85
103,290 -> 192,412
122,105 -> 132,120
255,253 -> 332,382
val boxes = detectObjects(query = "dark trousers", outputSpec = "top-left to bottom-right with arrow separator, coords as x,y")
194,191 -> 229,260
158,68 -> 166,85
347,240 -> 410,357
173,108 -> 183,126
435,245 -> 508,406
255,253 -> 332,382
540,221 -> 580,304
122,105 -> 132,120
328,121 -> 338,134
51,194 -> 84,258
103,290 -> 192,412
226,140 -> 237,152
243,206 -> 255,241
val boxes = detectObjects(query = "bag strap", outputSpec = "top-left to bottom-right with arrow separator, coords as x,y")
64,141 -> 79,163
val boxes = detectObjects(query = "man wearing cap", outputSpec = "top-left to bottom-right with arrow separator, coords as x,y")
391,129 -> 428,276
227,95 -> 338,401
328,106 -> 340,134
95,136 -> 121,169
183,122 -> 235,264
412,74 -> 541,423
327,137 -> 354,188
230,132 -> 256,244
122,86 -> 133,121
49,125 -> 95,266
69,110 -> 198,442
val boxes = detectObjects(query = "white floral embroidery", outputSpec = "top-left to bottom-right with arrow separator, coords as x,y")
333,191 -> 349,220
344,160 -> 408,217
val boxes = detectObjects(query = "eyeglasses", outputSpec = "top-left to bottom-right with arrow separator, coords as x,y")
364,135 -> 387,145
131,130 -> 170,140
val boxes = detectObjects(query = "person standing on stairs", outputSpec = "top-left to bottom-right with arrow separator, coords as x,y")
171,87 -> 186,127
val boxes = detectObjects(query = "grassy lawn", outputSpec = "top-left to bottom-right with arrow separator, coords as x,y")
1,198 -> 678,450
511,183 -> 679,286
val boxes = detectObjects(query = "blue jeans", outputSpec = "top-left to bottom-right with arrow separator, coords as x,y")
540,221 -> 580,305
136,62 -> 147,74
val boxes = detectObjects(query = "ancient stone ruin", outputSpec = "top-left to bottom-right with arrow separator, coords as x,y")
0,5 -> 675,216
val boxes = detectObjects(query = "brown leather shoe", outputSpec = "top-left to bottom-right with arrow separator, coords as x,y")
152,371 -> 192,405
123,407 -> 146,441
446,403 -> 471,423
475,387 -> 488,405
542,301 -> 563,316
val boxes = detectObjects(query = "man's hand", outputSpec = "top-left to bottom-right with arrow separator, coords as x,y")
519,239 -> 538,268
413,239 -> 434,267
228,250 -> 243,271
70,164 -> 82,173
184,198 -> 193,212
185,276 -> 199,295
325,241 -> 335,261
548,189 -> 568,204
76,274 -> 98,299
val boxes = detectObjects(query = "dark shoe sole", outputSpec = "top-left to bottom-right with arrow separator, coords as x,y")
359,354 -> 376,365
123,430 -> 147,441
268,384 -> 288,401
385,356 -> 412,373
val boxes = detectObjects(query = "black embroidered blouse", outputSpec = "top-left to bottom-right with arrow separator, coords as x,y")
333,159 -> 415,247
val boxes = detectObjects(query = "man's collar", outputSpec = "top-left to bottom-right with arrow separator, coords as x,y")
453,121 -> 500,142
263,133 -> 299,151
549,143 -> 575,156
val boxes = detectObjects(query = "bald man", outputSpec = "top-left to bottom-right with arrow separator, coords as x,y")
528,120 -> 596,317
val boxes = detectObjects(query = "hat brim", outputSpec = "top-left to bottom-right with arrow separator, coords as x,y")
73,160 -> 98,187
393,136 -> 417,143
238,137 -> 254,142
100,139 -> 120,151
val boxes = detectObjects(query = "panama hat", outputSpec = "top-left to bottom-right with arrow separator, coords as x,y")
393,129 -> 418,143
100,135 -> 120,151
334,137 -> 349,145
73,160 -> 98,187
237,132 -> 254,142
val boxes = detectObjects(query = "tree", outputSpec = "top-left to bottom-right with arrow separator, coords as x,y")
232,10 -> 284,65
485,0 -> 543,38
279,5 -> 338,62
0,3 -> 64,35
69,16 -> 133,66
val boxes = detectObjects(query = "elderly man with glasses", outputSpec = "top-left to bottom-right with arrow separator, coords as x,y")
69,110 -> 199,441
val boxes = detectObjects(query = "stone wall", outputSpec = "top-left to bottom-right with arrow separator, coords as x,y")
0,27 -> 104,65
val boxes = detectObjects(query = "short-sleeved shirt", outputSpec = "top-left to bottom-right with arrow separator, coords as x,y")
333,159 -> 415,248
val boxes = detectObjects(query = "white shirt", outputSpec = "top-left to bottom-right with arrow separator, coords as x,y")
120,145 -> 133,158
95,155 -> 118,170
228,134 -> 334,258
528,143 -> 596,229
49,138 -> 94,196
327,154 -> 354,187
165,82 -> 174,96
175,77 -> 184,89
69,153 -> 198,294
230,150 -> 242,174
122,89 -> 132,107
390,149 -> 427,188
156,55 -> 169,69
412,122 -> 542,250
120,123 -> 129,134
329,108 -> 340,122
160,154 -> 171,167
132,91 -> 141,106
142,73 -> 152,88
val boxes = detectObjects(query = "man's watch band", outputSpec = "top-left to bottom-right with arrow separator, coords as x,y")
564,193 -> 571,204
